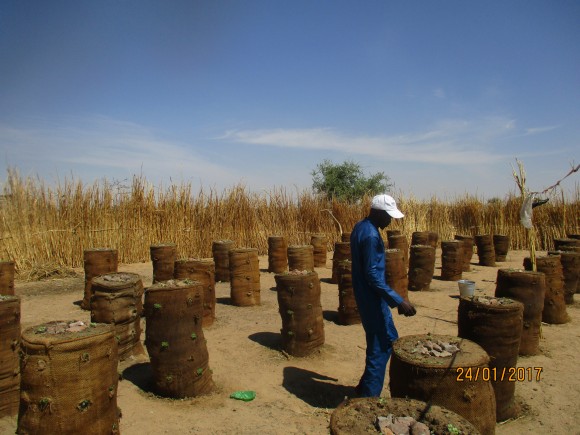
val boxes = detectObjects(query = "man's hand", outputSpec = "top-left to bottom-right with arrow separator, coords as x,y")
397,300 -> 416,317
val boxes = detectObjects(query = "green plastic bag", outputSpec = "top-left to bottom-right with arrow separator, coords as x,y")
229,390 -> 256,402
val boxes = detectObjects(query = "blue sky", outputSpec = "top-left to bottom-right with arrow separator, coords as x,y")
1,0 -> 578,200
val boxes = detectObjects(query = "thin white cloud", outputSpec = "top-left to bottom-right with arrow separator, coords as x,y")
433,88 -> 446,99
524,125 -> 560,135
220,117 -> 524,165
0,116 -> 233,184
504,119 -> 516,130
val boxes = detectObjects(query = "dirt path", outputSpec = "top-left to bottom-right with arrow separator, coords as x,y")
1,250 -> 579,434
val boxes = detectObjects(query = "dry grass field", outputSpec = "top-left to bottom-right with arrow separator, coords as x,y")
1,169 -> 578,277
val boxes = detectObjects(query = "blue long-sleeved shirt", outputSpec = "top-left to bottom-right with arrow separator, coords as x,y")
350,218 -> 403,329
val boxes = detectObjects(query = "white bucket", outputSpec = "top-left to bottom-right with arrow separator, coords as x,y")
458,279 -> 476,297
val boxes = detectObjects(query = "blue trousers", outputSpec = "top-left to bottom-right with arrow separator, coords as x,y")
357,315 -> 399,397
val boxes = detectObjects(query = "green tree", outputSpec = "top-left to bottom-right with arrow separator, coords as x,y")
311,160 -> 391,201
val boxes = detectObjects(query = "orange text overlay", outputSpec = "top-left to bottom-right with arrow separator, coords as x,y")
456,367 -> 543,382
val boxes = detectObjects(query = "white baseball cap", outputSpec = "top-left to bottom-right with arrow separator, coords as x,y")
371,194 -> 404,218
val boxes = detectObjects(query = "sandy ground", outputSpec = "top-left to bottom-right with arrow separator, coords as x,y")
1,249 -> 579,435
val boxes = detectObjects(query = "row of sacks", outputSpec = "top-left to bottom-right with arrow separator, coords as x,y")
4,235 -> 577,433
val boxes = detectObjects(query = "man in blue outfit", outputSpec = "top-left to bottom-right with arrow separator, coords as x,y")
350,194 -> 416,397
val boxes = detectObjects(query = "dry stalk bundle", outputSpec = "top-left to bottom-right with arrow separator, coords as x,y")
287,245 -> 314,272
475,234 -> 496,267
493,235 -> 510,262
275,271 -> 324,356
150,243 -> 177,283
384,249 -> 409,302
524,255 -> 569,324
229,248 -> 260,307
174,258 -> 216,327
440,240 -> 464,281
331,242 -> 351,284
18,321 -> 120,435
310,233 -> 328,267
81,248 -> 118,311
454,235 -> 474,272
267,236 -> 288,273
389,334 -> 496,435
90,272 -> 145,361
495,269 -> 545,356
336,260 -> 360,325
212,240 -> 234,282
458,296 -> 524,422
407,245 -> 435,292
0,295 -> 20,417
144,279 -> 214,398
18,261 -> 77,282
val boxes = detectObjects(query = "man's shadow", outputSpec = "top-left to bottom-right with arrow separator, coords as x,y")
282,366 -> 355,408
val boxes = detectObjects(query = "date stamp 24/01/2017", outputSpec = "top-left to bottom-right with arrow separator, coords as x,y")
456,367 -> 542,382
